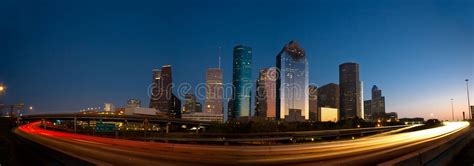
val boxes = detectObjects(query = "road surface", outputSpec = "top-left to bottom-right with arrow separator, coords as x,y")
14,121 -> 470,165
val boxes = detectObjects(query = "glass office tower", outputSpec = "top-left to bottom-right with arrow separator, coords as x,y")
276,41 -> 309,120
232,45 -> 252,119
339,62 -> 361,120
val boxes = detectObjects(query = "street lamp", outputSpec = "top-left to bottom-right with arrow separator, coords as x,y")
451,98 -> 454,121
466,79 -> 471,120
0,84 -> 4,116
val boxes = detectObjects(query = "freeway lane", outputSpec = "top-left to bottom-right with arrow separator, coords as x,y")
14,121 -> 470,165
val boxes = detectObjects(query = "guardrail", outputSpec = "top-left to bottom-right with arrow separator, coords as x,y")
21,113 -> 209,125
34,119 -> 407,144
137,125 -> 407,143
199,125 -> 407,137
378,126 -> 473,166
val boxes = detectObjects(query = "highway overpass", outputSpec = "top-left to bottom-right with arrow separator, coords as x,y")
13,121 -> 472,165
19,113 -> 412,144
20,113 -> 209,126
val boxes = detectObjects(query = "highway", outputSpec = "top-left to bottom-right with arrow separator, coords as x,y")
14,121 -> 470,165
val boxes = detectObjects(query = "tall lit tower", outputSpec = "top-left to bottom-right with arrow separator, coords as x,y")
205,68 -> 223,114
255,68 -> 277,118
158,65 -> 173,115
371,85 -> 386,115
149,69 -> 161,108
309,85 -> 318,121
339,62 -> 361,120
149,65 -> 181,118
276,41 -> 309,121
231,45 -> 253,119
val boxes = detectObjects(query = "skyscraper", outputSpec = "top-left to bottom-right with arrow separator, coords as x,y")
227,99 -> 234,121
364,100 -> 372,119
158,65 -> 173,114
184,93 -> 199,114
309,85 -> 318,121
370,85 -> 386,119
339,62 -> 361,120
360,81 -> 364,119
255,68 -> 277,119
171,94 -> 182,118
149,69 -> 161,108
205,68 -> 223,114
149,65 -> 181,118
276,41 -> 309,121
317,83 -> 340,109
232,45 -> 252,119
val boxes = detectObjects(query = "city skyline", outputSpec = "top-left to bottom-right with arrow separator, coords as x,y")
2,1 -> 474,165
0,0 -> 472,120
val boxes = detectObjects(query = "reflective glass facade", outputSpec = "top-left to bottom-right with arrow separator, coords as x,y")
276,41 -> 309,120
232,45 -> 252,118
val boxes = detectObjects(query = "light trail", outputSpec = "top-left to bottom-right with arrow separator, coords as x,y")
365,124 -> 423,138
14,121 -> 470,165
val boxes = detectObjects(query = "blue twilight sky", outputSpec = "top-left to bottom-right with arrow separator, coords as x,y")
0,0 -> 473,120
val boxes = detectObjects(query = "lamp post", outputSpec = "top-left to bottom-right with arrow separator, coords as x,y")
28,106 -> 33,115
0,84 -> 4,116
466,79 -> 471,120
0,84 -> 4,99
451,98 -> 454,121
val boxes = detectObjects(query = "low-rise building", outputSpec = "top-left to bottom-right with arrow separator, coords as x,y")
115,108 -> 125,115
182,113 -> 224,122
318,107 -> 339,122
385,112 -> 398,122
104,103 -> 115,112
284,109 -> 305,122
124,107 -> 158,116
399,117 -> 424,124
127,99 -> 141,108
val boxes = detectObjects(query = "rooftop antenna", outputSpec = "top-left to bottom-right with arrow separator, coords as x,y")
218,46 -> 222,69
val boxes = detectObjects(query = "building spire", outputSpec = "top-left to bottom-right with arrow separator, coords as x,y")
218,46 -> 222,69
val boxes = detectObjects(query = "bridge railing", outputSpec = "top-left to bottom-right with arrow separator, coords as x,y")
136,125 -> 407,144
378,126 -> 473,166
